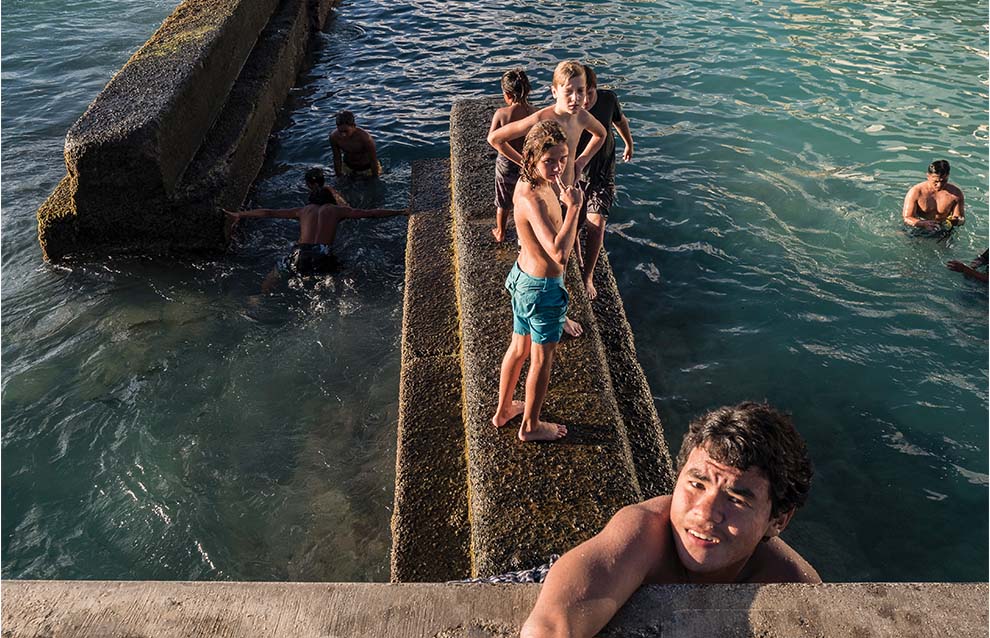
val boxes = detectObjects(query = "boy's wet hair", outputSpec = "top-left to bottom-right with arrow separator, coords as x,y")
305,167 -> 325,185
928,159 -> 950,177
584,64 -> 598,89
501,68 -> 531,104
336,110 -> 356,127
520,120 -> 567,185
675,402 -> 813,518
552,60 -> 586,88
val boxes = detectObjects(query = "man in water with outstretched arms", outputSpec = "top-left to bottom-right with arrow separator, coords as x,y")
902,159 -> 965,231
521,402 -> 820,637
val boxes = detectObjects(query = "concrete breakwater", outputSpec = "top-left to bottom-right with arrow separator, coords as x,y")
36,0 -> 340,262
391,99 -> 676,581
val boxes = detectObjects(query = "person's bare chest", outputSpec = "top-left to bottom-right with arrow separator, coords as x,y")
335,134 -> 366,154
918,189 -> 957,214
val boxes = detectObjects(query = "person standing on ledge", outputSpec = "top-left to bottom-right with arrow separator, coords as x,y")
576,65 -> 634,300
521,402 -> 820,638
489,68 -> 537,243
902,159 -> 965,232
490,121 -> 583,442
330,110 -> 382,178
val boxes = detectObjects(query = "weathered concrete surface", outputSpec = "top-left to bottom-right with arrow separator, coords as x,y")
391,159 -> 472,582
449,98 -> 675,577
38,0 -> 340,261
3,580 -> 985,637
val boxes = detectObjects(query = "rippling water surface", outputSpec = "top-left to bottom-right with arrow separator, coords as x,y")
3,0 -> 987,582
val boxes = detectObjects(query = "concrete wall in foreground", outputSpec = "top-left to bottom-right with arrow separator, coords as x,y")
3,580 -> 986,637
37,0 -> 340,262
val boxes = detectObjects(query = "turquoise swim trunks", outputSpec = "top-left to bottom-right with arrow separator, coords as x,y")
505,262 -> 569,344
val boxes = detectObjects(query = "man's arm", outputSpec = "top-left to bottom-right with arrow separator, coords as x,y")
362,130 -> 380,177
337,205 -> 409,220
225,207 -> 302,221
901,186 -> 940,230
573,112 -> 606,177
488,111 -> 542,166
615,114 -> 634,162
949,188 -> 965,225
525,182 -> 583,265
521,504 -> 667,638
947,260 -> 988,283
330,135 -> 343,177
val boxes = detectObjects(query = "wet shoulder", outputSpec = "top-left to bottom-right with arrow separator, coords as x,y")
743,537 -> 821,584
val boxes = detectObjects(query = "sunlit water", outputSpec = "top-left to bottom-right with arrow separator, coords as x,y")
3,0 -> 987,582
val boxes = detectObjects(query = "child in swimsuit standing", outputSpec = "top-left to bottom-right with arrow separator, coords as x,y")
488,69 -> 537,242
490,120 -> 584,442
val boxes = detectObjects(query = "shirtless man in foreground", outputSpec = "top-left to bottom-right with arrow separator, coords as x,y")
521,402 -> 820,637
902,159 -> 965,231
490,120 -> 583,442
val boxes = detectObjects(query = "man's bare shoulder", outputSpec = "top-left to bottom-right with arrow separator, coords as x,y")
742,536 -> 821,584
946,183 -> 965,199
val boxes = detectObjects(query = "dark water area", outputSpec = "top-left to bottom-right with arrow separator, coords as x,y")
2,0 -> 987,582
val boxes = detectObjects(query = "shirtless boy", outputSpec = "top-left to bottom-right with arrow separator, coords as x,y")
902,159 -> 965,231
330,110 -> 382,178
225,199 -> 406,276
521,402 -> 820,637
304,167 -> 348,207
576,65 -> 635,300
487,60 -> 606,337
489,68 -> 537,242
490,121 -> 583,442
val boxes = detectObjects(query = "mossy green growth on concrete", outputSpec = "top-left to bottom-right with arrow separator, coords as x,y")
448,98 -> 675,577
38,0 -> 341,262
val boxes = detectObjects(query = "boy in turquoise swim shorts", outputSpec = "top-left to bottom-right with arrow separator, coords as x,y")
490,120 -> 584,442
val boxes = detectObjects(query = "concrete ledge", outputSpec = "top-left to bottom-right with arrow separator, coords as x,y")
3,580 -> 985,637
391,159 -> 471,582
38,0 -> 340,261
449,98 -> 675,576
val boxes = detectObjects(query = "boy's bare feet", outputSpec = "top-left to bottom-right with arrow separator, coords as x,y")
491,400 -> 525,427
583,275 -> 597,301
518,420 -> 567,441
563,316 -> 583,338
492,227 -> 505,242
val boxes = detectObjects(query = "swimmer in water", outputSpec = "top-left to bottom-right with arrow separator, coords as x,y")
902,160 -> 965,232
947,249 -> 988,284
520,402 -> 820,638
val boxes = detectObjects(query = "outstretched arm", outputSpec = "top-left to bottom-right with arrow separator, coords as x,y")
225,207 -> 303,221
338,205 -> 409,220
901,186 -> 940,230
947,260 -> 988,283
488,111 -> 542,166
615,114 -> 634,162
573,112 -> 607,177
521,504 -> 666,638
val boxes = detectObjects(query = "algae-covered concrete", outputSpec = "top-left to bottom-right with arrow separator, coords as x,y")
391,159 -> 472,582
38,0 -> 340,261
448,98 -> 675,577
4,580 -> 986,637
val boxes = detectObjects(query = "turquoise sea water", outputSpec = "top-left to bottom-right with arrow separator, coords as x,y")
2,0 -> 987,582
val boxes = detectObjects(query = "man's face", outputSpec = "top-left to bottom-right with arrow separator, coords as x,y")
336,123 -> 356,138
669,446 -> 791,581
926,172 -> 948,191
552,76 -> 587,114
305,179 -> 320,193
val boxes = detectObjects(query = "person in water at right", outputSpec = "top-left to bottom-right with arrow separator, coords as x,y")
521,401 -> 820,637
575,64 -> 634,300
902,159 -> 965,231
490,121 -> 583,442
947,249 -> 988,284
330,110 -> 382,178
